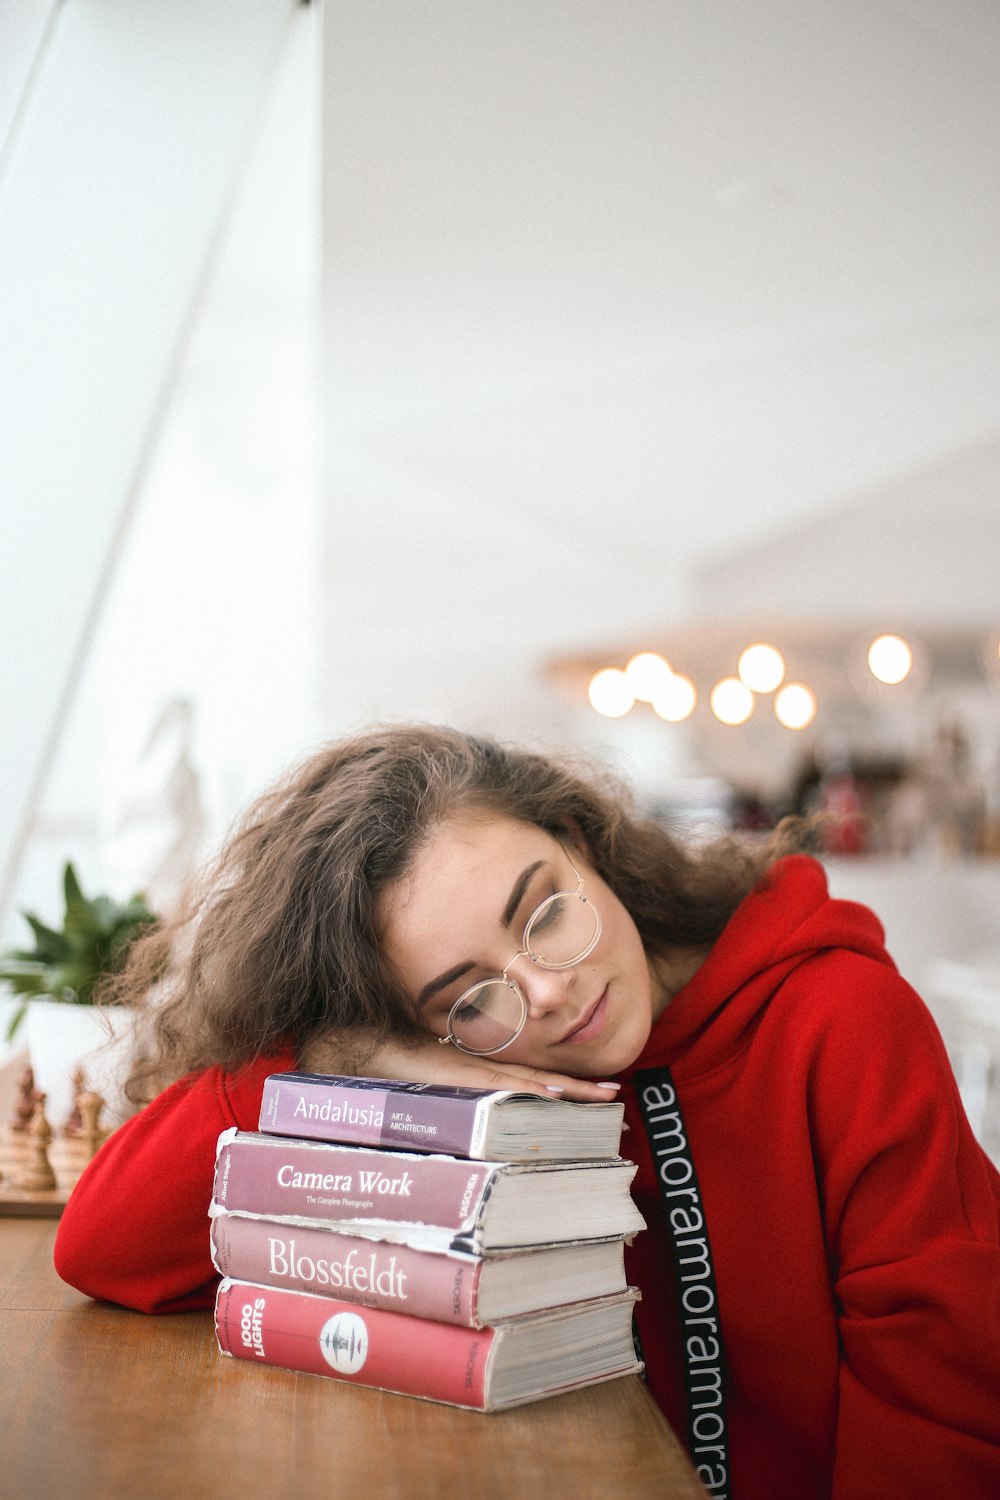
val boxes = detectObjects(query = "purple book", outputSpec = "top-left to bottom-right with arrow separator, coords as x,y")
258,1072 -> 625,1162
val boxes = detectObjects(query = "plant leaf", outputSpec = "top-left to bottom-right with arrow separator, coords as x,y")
63,861 -> 85,907
0,959 -> 52,996
4,997 -> 29,1042
0,862 -> 160,1015
23,913 -> 72,962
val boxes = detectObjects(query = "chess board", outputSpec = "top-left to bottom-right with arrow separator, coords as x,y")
0,1128 -> 103,1216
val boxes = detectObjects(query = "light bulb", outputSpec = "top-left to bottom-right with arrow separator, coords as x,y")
737,643 -> 785,694
624,651 -> 673,702
651,673 -> 697,723
774,683 -> 816,730
710,677 -> 754,726
867,634 -> 912,685
588,668 -> 635,718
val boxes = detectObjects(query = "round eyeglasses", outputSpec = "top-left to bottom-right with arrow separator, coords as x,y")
438,850 -> 602,1056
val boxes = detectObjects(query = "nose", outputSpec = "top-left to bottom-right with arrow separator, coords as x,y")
508,955 -> 575,1018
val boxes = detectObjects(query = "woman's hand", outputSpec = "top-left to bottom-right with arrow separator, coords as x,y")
298,1031 -> 620,1104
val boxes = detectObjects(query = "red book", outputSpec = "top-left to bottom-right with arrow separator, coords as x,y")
212,1129 -> 645,1253
209,1213 -> 630,1326
258,1071 -> 625,1160
214,1278 -> 642,1410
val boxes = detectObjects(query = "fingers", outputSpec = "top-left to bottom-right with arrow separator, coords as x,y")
493,1068 -> 622,1105
413,1052 -> 621,1105
364,1038 -> 622,1105
462,1060 -> 616,1103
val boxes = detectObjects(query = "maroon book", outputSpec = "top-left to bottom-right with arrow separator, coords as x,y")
209,1213 -> 629,1326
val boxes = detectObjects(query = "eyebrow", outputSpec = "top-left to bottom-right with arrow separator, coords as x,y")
501,859 -> 545,930
416,859 -> 547,1007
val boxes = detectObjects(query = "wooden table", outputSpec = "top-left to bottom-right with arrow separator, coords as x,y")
1,1217 -> 707,1500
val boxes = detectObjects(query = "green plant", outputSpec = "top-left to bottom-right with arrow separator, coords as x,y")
0,862 -> 158,1042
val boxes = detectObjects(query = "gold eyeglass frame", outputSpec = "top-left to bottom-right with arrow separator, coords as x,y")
438,849 -> 602,1057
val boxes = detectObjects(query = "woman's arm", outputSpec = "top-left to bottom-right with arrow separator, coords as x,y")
299,1032 -> 621,1102
55,1034 -> 615,1314
53,1050 -> 294,1312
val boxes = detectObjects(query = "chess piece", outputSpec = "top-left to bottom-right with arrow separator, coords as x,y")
76,1090 -> 106,1160
10,1064 -> 40,1134
19,1096 -> 57,1191
63,1068 -> 88,1136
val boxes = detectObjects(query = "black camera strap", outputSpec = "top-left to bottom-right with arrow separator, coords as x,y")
634,1066 -> 731,1499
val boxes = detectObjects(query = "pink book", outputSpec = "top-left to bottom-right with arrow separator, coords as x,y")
215,1278 -> 641,1410
211,1129 -> 645,1253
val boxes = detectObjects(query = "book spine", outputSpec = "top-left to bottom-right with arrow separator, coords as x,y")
470,1096 -> 491,1158
213,1133 -> 495,1234
215,1279 -> 492,1408
259,1075 -> 478,1156
211,1215 -> 481,1325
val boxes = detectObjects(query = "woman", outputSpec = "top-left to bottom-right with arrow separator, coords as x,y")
54,725 -> 1000,1500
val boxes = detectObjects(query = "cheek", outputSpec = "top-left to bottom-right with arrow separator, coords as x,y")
423,1006 -> 451,1040
599,903 -> 645,974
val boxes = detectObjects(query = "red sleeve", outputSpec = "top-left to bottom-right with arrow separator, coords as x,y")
53,1049 -> 295,1314
813,963 -> 1000,1500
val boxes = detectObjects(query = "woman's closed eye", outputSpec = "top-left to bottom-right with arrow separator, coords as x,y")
453,1000 -> 487,1026
527,893 -> 567,937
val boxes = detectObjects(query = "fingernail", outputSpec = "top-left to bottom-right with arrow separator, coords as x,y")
545,1085 -> 565,1094
596,1082 -> 621,1091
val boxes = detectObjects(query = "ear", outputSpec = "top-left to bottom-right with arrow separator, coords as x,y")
560,820 -> 592,862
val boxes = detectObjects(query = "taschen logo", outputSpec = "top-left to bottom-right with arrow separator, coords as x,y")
319,1311 -> 369,1375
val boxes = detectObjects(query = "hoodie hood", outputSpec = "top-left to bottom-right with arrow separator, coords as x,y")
625,854 -> 895,1081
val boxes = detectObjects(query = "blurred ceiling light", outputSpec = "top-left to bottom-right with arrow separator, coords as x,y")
867,634 -> 912,685
652,672 -> 697,723
774,682 -> 817,730
588,667 -> 635,718
737,642 -> 785,694
624,651 -> 673,702
710,677 -> 754,726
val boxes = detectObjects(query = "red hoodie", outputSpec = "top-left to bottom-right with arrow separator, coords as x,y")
55,856 -> 1000,1496
620,855 -> 1000,1500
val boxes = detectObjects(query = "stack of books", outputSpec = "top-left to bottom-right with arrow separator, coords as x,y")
211,1072 -> 646,1411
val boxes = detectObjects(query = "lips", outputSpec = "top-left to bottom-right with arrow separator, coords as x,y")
560,986 -> 609,1045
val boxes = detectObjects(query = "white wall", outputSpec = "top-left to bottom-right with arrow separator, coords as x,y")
4,0 -> 1000,933
0,0 -> 315,935
317,0 -> 1000,756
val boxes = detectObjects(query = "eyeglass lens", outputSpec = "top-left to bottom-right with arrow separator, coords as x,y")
449,980 -> 525,1054
524,889 -> 599,965
449,889 -> 600,1054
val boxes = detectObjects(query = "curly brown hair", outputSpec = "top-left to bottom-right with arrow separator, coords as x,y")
116,723 -> 805,1101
